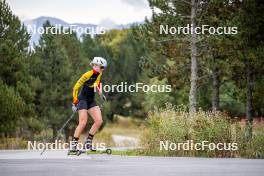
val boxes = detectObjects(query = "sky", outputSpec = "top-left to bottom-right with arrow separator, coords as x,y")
6,0 -> 152,24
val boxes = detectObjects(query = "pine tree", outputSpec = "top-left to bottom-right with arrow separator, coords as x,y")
0,0 -> 41,137
32,21 -> 73,140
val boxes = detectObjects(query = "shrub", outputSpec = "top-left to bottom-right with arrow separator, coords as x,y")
0,138 -> 28,149
140,103 -> 264,158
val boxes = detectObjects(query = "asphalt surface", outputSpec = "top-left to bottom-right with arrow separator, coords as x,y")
0,150 -> 263,176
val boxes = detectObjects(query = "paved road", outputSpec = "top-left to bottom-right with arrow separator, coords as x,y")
0,150 -> 263,176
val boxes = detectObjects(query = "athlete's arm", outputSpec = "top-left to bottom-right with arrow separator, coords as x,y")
94,73 -> 106,101
94,73 -> 102,95
72,70 -> 93,104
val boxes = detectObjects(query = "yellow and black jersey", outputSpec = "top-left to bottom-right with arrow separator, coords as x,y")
72,70 -> 102,103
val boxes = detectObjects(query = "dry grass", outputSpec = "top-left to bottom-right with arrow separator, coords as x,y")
140,103 -> 264,158
86,115 -> 144,147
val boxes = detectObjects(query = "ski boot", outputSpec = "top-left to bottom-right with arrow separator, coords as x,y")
67,140 -> 78,155
77,137 -> 95,156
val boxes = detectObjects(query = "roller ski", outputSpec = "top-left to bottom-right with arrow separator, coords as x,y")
68,148 -> 112,156
67,136 -> 112,155
67,147 -> 112,156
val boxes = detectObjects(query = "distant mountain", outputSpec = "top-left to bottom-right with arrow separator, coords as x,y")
23,16 -> 142,48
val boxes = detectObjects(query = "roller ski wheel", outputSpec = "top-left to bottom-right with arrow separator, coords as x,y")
105,148 -> 112,155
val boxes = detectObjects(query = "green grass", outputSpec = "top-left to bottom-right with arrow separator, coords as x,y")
111,149 -> 145,156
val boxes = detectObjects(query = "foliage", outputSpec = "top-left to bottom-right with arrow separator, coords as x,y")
141,104 -> 264,158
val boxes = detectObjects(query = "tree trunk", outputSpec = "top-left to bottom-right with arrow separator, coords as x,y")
52,124 -> 57,141
245,59 -> 253,139
189,0 -> 198,115
212,57 -> 220,111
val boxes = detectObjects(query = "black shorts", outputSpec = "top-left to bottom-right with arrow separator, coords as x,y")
77,99 -> 97,110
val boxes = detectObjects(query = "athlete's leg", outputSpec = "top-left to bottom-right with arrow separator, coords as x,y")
82,106 -> 103,150
69,109 -> 88,151
87,106 -> 103,135
74,109 -> 88,138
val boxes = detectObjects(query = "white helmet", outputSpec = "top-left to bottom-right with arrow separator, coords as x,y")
90,57 -> 107,67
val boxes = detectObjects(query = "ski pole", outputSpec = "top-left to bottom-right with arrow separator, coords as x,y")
40,110 -> 77,155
